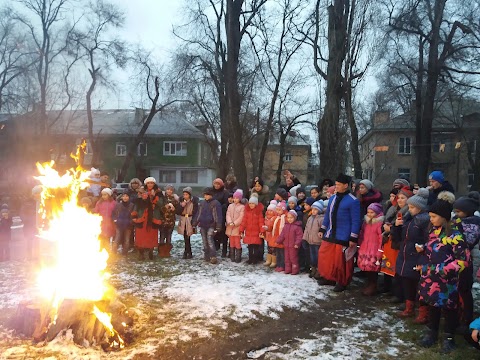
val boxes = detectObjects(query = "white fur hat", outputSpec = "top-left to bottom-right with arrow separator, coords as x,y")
144,177 -> 156,184
101,188 -> 113,196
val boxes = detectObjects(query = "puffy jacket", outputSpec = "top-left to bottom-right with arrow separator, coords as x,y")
94,199 -> 116,238
276,221 -> 303,248
226,202 -> 245,236
321,191 -> 361,246
240,204 -> 264,245
193,199 -> 222,231
428,181 -> 455,205
303,214 -> 324,245
112,201 -> 134,230
393,211 -> 429,279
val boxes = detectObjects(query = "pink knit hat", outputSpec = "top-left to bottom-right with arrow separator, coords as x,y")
233,189 -> 243,200
276,200 -> 287,211
213,178 -> 224,187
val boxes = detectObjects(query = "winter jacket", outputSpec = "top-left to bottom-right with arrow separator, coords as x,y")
276,220 -> 303,248
226,202 -> 245,237
418,223 -> 469,309
193,199 -> 222,231
160,193 -> 179,229
358,189 -> 383,219
385,205 -> 410,250
428,181 -> 455,205
357,214 -> 384,272
240,204 -> 264,245
271,213 -> 286,248
131,198 -> 163,229
303,214 -> 324,246
112,201 -> 134,230
94,199 -> 116,238
176,195 -> 199,237
454,216 -> 480,251
0,216 -> 12,242
394,211 -> 429,279
264,214 -> 277,247
321,191 -> 361,246
288,205 -> 303,222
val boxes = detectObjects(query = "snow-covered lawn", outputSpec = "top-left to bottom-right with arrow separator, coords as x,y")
3,228 -> 477,359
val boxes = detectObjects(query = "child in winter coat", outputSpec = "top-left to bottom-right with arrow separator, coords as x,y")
357,203 -> 385,296
226,189 -> 245,263
263,200 -> 278,266
287,196 -> 303,221
159,184 -> 179,258
0,208 -> 12,261
240,194 -> 264,264
276,210 -> 303,274
112,192 -> 134,256
303,200 -> 325,279
94,188 -> 116,254
272,201 -> 288,271
416,192 -> 469,353
176,187 -> 199,259
393,187 -> 429,323
453,191 -> 480,330
132,187 -> 163,260
192,187 -> 223,264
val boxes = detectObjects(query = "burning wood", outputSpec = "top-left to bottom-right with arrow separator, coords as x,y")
9,150 -> 133,351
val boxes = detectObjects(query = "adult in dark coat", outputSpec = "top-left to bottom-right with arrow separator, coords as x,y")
427,170 -> 455,205
212,178 -> 230,257
357,179 -> 383,220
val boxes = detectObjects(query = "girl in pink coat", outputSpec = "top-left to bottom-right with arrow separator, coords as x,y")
94,188 -> 116,254
226,190 -> 245,262
276,210 -> 303,275
357,202 -> 385,296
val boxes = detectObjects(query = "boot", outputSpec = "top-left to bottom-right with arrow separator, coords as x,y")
398,300 -> 415,318
441,333 -> 455,354
186,252 -> 193,259
221,243 -> 228,258
182,251 -> 188,259
148,249 -> 154,260
230,248 -> 236,262
309,267 -> 316,278
318,278 -> 336,286
333,283 -> 346,292
235,248 -> 242,263
413,305 -> 429,325
157,244 -> 165,258
313,268 -> 322,280
291,263 -> 299,275
269,255 -> 277,268
210,257 -> 218,264
362,273 -> 378,296
246,246 -> 254,264
165,243 -> 173,257
264,254 -> 272,266
419,329 -> 438,348
138,248 -> 145,261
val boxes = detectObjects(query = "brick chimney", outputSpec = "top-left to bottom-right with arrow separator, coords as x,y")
373,111 -> 390,127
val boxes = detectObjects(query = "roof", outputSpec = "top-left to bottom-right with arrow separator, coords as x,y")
10,109 -> 205,138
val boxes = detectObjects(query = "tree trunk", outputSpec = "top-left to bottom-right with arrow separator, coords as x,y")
414,37 -> 425,185
344,84 -> 362,179
318,1 -> 348,179
86,67 -> 98,166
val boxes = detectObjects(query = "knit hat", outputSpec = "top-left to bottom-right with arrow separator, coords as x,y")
453,191 -> 480,216
429,191 -> 455,221
289,184 -> 301,197
327,186 -> 335,195
165,184 -> 175,191
1,208 -> 8,215
312,201 -> 324,212
336,173 -> 351,184
287,210 -> 298,219
233,189 -> 243,200
288,196 -> 298,205
203,187 -> 214,196
429,170 -> 444,183
101,188 -> 113,196
213,178 -> 224,187
360,179 -> 374,190
1,203 -> 8,210
144,176 -> 156,184
276,200 -> 287,211
407,188 -> 429,210
267,200 -> 277,211
367,202 -> 384,216
398,186 -> 413,198
182,186 -> 193,196
393,178 -> 410,189
248,196 -> 258,205
305,197 -> 315,206
276,188 -> 288,200
90,167 -> 100,176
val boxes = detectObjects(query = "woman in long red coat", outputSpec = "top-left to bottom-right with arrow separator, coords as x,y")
131,187 -> 162,260
240,195 -> 264,264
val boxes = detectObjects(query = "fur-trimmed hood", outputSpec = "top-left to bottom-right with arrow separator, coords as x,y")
364,214 -> 385,225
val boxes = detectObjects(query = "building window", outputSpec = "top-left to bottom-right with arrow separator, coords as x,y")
116,143 -> 127,156
398,168 -> 410,181
181,170 -> 198,183
398,137 -> 411,154
164,141 -> 187,156
284,153 -> 292,162
159,170 -> 176,183
137,142 -> 147,156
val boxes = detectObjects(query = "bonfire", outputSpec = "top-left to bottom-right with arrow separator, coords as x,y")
10,147 -> 132,351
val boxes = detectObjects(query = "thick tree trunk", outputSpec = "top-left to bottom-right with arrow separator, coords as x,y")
414,38 -> 424,186
318,1 -> 348,179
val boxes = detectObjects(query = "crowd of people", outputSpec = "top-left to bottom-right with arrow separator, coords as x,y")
1,167 -> 480,353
